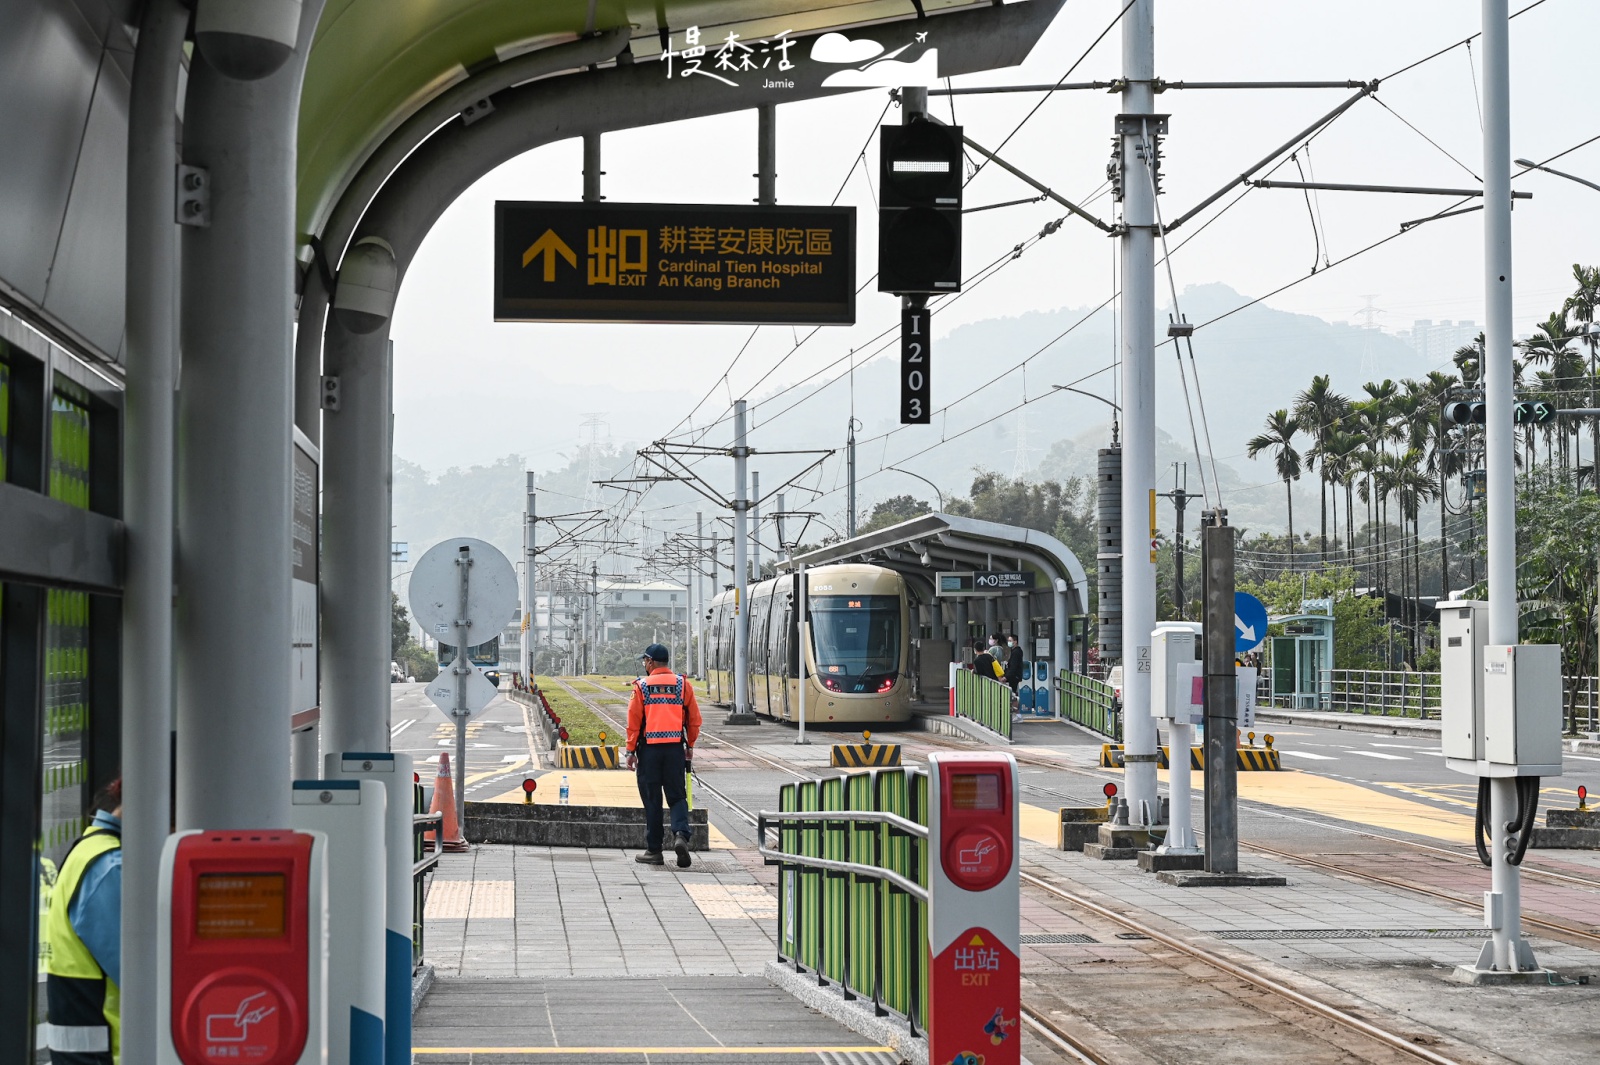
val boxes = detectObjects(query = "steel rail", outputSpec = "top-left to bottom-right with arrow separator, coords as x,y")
1019,1009 -> 1108,1065
1248,843 -> 1600,953
1019,869 -> 1471,1065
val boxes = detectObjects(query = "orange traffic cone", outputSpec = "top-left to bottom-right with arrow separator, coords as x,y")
427,752 -> 469,854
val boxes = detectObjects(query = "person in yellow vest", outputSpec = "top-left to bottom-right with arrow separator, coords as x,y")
44,778 -> 122,1064
625,643 -> 702,868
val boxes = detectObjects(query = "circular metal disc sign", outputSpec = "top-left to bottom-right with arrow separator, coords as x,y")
408,537 -> 518,643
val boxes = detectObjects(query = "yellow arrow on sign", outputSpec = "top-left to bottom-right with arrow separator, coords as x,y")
521,228 -> 577,281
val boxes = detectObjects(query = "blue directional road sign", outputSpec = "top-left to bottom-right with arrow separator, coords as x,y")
1235,592 -> 1268,654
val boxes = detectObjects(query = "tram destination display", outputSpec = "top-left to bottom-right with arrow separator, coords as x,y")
495,201 -> 855,325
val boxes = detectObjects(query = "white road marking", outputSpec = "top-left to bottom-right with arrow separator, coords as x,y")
1282,750 -> 1336,761
1349,750 -> 1409,761
391,719 -> 415,736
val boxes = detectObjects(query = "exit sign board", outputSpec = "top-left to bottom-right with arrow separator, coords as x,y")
494,201 -> 855,325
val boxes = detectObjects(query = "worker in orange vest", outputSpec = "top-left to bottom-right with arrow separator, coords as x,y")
626,643 -> 702,868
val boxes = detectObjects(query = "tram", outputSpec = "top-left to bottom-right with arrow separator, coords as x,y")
705,563 -> 913,725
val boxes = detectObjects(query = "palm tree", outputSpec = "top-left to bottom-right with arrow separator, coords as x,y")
1519,311 -> 1578,473
1393,455 -> 1437,657
1422,369 -> 1462,593
1295,375 -> 1348,564
1248,410 -> 1302,565
1324,428 -> 1363,568
1563,265 -> 1600,483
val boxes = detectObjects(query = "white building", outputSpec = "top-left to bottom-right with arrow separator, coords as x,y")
1397,319 -> 1478,362
600,579 -> 688,641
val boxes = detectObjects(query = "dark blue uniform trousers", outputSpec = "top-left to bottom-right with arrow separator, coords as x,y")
635,742 -> 690,852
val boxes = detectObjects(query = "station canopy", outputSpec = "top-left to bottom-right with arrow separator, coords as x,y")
297,0 -> 1044,247
789,512 -> 1089,614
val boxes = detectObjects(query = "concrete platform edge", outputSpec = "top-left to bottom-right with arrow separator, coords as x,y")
764,959 -> 923,1065
913,711 -> 1012,747
411,961 -> 434,1014
1255,709 -> 1440,738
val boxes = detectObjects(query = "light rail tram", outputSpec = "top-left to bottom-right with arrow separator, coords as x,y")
706,563 -> 913,725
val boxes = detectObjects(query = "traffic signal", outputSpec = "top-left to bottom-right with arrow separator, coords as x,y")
1444,401 -> 1485,425
1513,400 -> 1556,424
879,118 -> 963,294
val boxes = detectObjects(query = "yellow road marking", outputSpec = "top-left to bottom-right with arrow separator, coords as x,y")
1020,803 -> 1061,845
413,1048 -> 894,1056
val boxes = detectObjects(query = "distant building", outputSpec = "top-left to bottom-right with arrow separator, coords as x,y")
1396,319 -> 1478,362
600,578 -> 688,641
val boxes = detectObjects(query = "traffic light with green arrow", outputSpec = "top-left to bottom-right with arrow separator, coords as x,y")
1513,400 -> 1556,424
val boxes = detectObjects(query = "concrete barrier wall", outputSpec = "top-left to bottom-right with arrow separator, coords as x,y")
464,800 -> 710,850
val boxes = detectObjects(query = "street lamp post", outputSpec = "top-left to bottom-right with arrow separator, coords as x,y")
885,465 -> 946,511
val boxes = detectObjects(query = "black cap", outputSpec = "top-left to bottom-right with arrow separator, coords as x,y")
642,643 -> 670,664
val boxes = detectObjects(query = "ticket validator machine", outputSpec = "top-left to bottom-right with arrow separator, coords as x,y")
290,779 -> 386,1064
324,751 -> 416,1065
927,752 -> 1020,1065
157,831 -> 329,1064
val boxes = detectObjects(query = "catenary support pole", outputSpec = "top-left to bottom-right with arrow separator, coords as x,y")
697,511 -> 706,678
751,470 -> 762,580
176,1 -> 325,831
525,475 -> 536,681
1202,511 -> 1238,872
590,562 -> 599,673
776,493 -> 787,563
1479,0 -> 1534,974
797,562 -> 809,743
1118,0 -> 1160,825
453,547 -> 472,835
122,2 -> 187,1059
731,401 -> 754,720
847,418 -> 859,538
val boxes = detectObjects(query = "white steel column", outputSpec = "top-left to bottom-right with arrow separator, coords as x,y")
524,474 -> 536,682
751,470 -> 762,580
121,2 -> 187,1059
1479,0 -> 1533,973
696,511 -> 706,679
732,401 -> 752,715
1118,0 -> 1160,823
176,1 -> 325,830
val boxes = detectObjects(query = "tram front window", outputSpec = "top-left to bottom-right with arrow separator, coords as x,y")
810,595 -> 901,691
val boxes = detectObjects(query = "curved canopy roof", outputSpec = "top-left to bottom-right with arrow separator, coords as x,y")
298,0 -> 1008,243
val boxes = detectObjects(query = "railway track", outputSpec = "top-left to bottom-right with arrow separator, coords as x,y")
546,677 -> 1476,1065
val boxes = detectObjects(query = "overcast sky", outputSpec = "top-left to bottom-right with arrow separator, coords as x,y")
390,0 -> 1599,516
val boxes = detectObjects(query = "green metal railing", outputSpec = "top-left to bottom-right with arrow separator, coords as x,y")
1057,670 -> 1120,739
952,668 -> 1012,739
764,768 -> 929,1037
413,781 -> 441,971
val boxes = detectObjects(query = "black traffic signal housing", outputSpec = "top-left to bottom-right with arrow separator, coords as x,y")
1513,400 -> 1556,424
1444,401 -> 1485,426
879,118 -> 963,294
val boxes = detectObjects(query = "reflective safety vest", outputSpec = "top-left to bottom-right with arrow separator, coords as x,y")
636,674 -> 689,744
43,826 -> 121,1064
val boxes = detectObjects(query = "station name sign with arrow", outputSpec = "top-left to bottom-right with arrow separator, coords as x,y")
494,201 -> 855,325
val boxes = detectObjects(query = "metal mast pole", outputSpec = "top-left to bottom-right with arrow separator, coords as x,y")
590,561 -> 599,674
524,474 -> 536,683
847,419 -> 859,538
453,546 -> 473,835
697,511 -> 707,678
777,493 -> 787,564
731,401 -> 754,720
1479,0 -> 1535,975
752,470 -> 762,581
1118,0 -> 1160,824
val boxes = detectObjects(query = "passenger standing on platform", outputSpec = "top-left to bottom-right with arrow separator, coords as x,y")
43,778 -> 122,1065
625,643 -> 702,868
1004,635 -> 1025,700
971,638 -> 1001,681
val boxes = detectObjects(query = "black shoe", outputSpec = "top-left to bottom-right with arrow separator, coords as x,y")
635,850 -> 664,865
674,833 -> 692,868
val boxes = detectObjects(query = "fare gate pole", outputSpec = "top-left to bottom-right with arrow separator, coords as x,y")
1202,511 -> 1238,873
928,753 -> 1021,1065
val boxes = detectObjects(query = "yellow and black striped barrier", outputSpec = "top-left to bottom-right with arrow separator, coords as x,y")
559,745 -> 621,770
830,743 -> 902,768
1099,744 -> 1281,771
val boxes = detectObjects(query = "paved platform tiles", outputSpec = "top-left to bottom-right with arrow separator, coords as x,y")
412,976 -> 899,1063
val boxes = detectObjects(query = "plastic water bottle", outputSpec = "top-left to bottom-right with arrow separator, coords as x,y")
559,775 -> 570,806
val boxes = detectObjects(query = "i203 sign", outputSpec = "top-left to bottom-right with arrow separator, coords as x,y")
494,201 -> 855,325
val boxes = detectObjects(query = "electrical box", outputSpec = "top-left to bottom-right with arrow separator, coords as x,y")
1439,600 -> 1489,762
1482,643 -> 1564,774
1150,623 -> 1202,722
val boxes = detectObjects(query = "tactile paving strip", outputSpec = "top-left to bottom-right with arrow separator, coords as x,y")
424,879 -> 515,920
1212,928 -> 1485,941
684,882 -> 779,920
